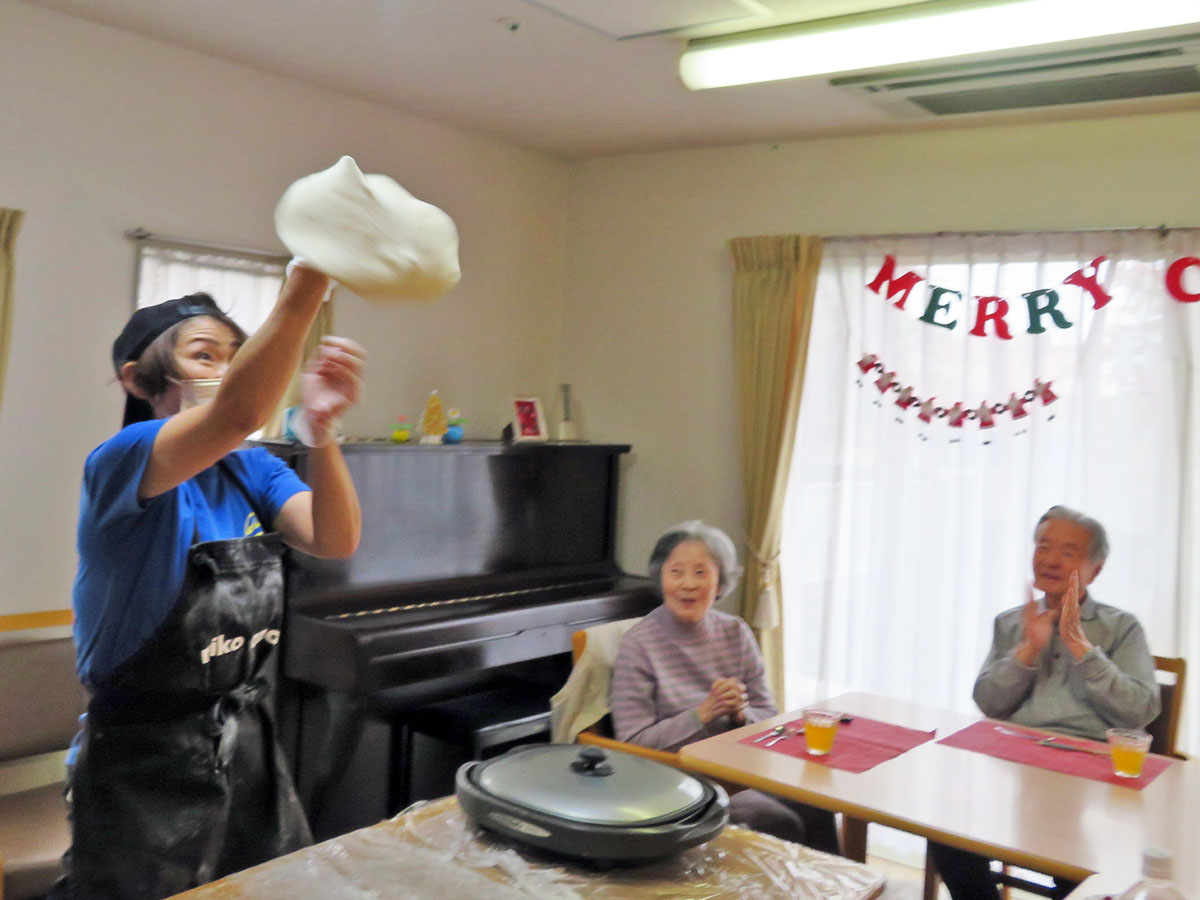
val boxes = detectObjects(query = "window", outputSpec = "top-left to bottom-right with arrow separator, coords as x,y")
132,235 -> 289,437
780,230 -> 1200,751
134,239 -> 286,331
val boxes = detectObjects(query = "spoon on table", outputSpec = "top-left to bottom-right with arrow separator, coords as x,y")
765,727 -> 804,747
752,725 -> 786,743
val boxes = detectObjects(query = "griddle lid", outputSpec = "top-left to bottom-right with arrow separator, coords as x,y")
473,745 -> 710,826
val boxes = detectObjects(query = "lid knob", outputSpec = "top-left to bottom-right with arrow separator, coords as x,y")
570,746 -> 614,777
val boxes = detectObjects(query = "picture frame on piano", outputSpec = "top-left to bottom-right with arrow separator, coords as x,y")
512,396 -> 548,441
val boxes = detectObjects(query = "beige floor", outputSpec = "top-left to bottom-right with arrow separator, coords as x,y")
869,854 -> 937,900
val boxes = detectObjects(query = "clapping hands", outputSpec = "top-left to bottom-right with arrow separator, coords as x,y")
1057,571 -> 1094,659
1016,571 -> 1094,664
697,677 -> 749,725
1016,583 -> 1056,665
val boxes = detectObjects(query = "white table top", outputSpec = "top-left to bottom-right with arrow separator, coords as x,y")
679,692 -> 1198,891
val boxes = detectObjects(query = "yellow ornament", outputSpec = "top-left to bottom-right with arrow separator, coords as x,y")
419,390 -> 448,444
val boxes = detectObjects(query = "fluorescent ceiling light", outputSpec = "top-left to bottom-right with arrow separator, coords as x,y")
680,0 -> 1200,89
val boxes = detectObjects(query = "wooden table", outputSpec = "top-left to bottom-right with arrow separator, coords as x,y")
168,795 -> 885,900
679,692 -> 1199,893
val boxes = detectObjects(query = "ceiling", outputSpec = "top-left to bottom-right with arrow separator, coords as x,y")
16,0 -> 1200,158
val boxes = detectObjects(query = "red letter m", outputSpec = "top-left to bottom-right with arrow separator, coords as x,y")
867,256 -> 924,310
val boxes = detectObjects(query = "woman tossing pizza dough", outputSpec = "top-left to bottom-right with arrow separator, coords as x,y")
275,156 -> 461,302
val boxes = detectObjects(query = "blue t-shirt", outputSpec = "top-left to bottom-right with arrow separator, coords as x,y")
72,419 -> 308,686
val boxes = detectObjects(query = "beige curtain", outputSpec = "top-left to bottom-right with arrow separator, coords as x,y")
730,235 -> 822,700
261,287 -> 335,438
0,208 -> 24,419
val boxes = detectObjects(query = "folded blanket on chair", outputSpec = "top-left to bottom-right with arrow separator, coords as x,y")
550,617 -> 642,743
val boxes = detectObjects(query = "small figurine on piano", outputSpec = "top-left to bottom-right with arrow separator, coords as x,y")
391,414 -> 412,444
445,409 -> 466,444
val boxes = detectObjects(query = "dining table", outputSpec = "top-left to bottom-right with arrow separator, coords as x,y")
678,691 -> 1199,896
165,794 -> 886,900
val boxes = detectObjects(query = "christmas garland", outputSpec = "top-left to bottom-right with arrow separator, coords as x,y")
855,353 -> 1056,429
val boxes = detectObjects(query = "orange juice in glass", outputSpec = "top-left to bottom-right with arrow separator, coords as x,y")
803,708 -> 841,755
1106,728 -> 1151,778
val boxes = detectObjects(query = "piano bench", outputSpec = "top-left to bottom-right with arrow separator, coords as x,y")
406,685 -> 553,760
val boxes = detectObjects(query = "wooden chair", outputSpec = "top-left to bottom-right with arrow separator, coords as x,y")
1147,655 -> 1186,759
570,629 -> 684,767
924,655 -> 1190,900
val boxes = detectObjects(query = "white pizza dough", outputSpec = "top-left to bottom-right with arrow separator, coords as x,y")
275,156 -> 461,302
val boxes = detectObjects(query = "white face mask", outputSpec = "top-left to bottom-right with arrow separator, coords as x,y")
169,377 -> 222,410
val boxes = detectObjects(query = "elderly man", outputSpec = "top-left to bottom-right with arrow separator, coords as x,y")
930,505 -> 1160,900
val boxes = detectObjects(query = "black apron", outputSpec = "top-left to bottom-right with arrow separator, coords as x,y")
61,465 -> 311,900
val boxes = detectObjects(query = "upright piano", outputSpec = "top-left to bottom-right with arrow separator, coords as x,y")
267,440 -> 657,837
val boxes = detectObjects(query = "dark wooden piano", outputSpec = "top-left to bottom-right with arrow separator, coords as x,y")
266,440 -> 657,838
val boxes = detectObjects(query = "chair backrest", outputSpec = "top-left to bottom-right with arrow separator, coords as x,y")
0,611 -> 86,763
569,628 -> 746,786
568,625 -> 684,766
570,618 -> 641,666
569,628 -> 618,739
569,621 -> 640,737
571,628 -> 587,665
1146,655 -> 1186,759
566,628 -> 614,739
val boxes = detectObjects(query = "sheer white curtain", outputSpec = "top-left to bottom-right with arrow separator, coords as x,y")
135,242 -> 288,437
781,230 -> 1200,758
135,243 -> 285,333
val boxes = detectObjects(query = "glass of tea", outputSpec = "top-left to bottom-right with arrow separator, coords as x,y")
803,708 -> 842,756
1106,728 -> 1152,778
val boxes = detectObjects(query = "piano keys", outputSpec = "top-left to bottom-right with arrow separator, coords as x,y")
287,573 -> 658,692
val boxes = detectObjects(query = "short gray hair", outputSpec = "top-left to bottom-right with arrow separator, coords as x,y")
647,521 -> 742,601
1035,505 -> 1109,564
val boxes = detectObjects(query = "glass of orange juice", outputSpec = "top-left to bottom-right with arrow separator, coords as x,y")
803,708 -> 841,756
1106,728 -> 1151,778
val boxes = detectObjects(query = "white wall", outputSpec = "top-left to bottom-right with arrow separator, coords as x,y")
6,0 -> 1200,617
0,1 -> 568,616
564,111 -> 1200,572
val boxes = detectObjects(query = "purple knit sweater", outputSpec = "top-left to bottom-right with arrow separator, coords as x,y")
610,605 -> 776,753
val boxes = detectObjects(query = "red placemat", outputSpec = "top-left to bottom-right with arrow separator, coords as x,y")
938,720 -> 1173,789
739,716 -> 937,773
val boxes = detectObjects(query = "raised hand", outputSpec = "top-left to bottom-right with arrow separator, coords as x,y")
697,677 -> 749,725
1058,570 -> 1094,659
298,337 -> 366,447
1015,583 -> 1057,666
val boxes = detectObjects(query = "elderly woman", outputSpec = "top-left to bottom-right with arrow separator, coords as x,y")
611,521 -> 840,853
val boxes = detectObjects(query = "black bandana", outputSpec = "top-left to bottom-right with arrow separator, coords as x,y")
112,293 -> 222,427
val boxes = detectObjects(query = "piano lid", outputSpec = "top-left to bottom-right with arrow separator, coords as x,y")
262,441 -> 633,608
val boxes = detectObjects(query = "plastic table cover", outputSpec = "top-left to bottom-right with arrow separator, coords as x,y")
169,795 -> 885,900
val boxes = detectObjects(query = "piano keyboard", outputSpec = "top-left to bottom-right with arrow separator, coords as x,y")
326,578 -> 616,620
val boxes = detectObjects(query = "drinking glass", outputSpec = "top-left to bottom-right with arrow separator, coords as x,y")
803,708 -> 841,755
1106,728 -> 1151,777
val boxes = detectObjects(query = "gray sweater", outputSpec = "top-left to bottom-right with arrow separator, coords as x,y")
973,594 -> 1160,741
611,605 -> 775,753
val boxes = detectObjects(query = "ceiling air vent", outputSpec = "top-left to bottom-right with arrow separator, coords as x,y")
830,33 -> 1200,118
